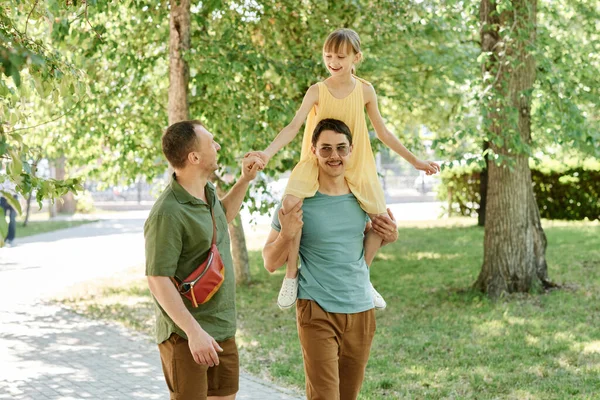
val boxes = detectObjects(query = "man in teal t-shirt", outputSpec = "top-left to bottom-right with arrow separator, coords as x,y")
145,120 -> 262,400
263,119 -> 399,399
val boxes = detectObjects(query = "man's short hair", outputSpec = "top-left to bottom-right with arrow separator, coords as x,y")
162,120 -> 204,169
311,119 -> 353,146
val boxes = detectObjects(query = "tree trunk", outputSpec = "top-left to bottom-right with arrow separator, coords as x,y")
166,0 -> 251,284
229,214 -> 251,285
216,185 -> 251,285
22,191 -> 33,227
475,0 -> 550,298
55,156 -> 77,214
137,177 -> 142,204
168,0 -> 190,125
478,141 -> 489,226
530,188 -> 554,289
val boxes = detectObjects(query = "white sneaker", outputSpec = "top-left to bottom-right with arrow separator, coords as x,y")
277,277 -> 298,310
371,283 -> 387,310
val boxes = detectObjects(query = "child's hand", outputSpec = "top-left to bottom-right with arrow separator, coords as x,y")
244,151 -> 270,167
413,159 -> 440,175
241,155 -> 265,180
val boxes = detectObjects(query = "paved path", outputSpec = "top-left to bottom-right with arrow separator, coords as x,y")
0,212 -> 303,400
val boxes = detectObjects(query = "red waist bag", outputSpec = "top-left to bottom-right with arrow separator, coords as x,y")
171,205 -> 225,307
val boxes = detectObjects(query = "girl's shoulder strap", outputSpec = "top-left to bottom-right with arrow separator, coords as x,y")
352,75 -> 372,87
314,81 -> 327,98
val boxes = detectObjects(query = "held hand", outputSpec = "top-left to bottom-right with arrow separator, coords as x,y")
371,208 -> 398,244
241,156 -> 263,181
279,201 -> 303,241
187,327 -> 223,367
413,159 -> 440,175
244,151 -> 270,168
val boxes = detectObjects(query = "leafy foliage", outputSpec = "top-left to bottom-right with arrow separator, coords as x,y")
2,0 -> 597,214
1,0 -> 86,206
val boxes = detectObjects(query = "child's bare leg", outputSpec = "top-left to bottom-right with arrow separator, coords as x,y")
277,195 -> 302,310
364,227 -> 384,267
366,212 -> 388,310
282,195 -> 302,278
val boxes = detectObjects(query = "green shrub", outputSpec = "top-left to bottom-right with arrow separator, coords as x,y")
75,190 -> 96,214
439,163 -> 600,220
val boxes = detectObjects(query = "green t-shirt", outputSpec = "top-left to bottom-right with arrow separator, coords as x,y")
272,191 -> 374,313
144,176 -> 236,344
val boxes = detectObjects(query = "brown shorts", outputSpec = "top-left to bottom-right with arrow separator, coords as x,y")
158,333 -> 239,400
297,299 -> 376,400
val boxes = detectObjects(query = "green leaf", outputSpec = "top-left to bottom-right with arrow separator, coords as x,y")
0,192 -> 22,215
8,150 -> 23,178
10,67 -> 21,87
0,208 -> 7,243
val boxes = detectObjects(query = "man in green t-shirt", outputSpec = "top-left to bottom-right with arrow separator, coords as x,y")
263,118 -> 399,399
145,120 -> 262,400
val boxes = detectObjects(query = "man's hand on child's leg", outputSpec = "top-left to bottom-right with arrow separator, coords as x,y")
371,209 -> 398,244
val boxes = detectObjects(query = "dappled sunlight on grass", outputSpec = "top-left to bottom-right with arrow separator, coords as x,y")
504,315 -> 526,325
475,319 -> 506,337
525,334 -> 540,345
402,251 -> 461,261
541,219 -> 600,228
16,219 -> 98,239
395,217 -> 477,229
55,265 -> 155,336
234,328 -> 260,348
373,252 -> 397,262
55,221 -> 600,399
582,340 -> 600,354
507,389 -> 541,400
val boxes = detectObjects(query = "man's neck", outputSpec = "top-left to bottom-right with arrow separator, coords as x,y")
317,174 -> 350,196
174,168 -> 210,201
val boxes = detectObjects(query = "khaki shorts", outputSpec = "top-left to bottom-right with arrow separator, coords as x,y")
158,333 -> 239,400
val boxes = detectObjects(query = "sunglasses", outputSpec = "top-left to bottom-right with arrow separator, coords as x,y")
317,145 -> 350,158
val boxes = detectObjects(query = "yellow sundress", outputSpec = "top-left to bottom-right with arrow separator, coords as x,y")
284,76 -> 387,215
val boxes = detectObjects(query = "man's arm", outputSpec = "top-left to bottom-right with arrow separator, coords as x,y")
147,276 -> 223,366
220,156 -> 262,223
262,202 -> 304,273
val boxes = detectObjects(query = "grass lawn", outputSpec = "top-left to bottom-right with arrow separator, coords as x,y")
57,218 -> 600,399
15,218 -> 98,238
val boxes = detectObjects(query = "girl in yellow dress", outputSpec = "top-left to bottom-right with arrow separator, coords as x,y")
248,29 -> 440,310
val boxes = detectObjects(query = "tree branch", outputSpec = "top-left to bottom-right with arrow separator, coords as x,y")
68,10 -> 87,25
24,0 -> 39,35
4,97 -> 86,134
479,9 -> 520,101
85,3 -> 102,41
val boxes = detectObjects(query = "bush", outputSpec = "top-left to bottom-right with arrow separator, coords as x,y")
75,190 -> 96,214
439,163 -> 600,221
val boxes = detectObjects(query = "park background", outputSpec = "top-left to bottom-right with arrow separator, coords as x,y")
1,1 -> 599,399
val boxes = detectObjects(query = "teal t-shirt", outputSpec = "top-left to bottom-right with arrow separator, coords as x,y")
272,192 -> 374,313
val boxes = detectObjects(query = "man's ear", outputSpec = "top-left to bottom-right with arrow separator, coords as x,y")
311,146 -> 316,156
188,152 -> 200,164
